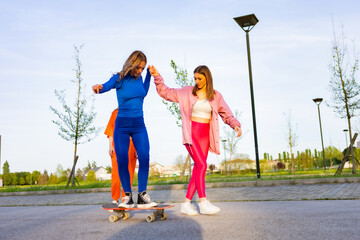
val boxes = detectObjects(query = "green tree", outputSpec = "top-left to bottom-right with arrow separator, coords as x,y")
259,159 -> 272,173
38,170 -> 49,185
105,166 -> 112,174
16,172 -> 28,184
55,164 -> 64,178
163,60 -> 194,127
282,151 -> 287,164
55,165 -> 68,182
174,154 -> 186,172
222,110 -> 243,174
48,173 -> 59,184
353,148 -> 360,168
2,161 -> 10,186
295,151 -> 301,169
32,170 -> 41,185
50,45 -> 100,186
59,171 -> 68,183
19,177 -> 26,185
91,161 -> 97,168
328,24 -> 360,174
86,170 -> 96,182
325,146 -> 343,167
25,172 -> 32,185
84,161 -> 92,172
76,168 -> 84,180
284,110 -> 298,174
11,173 -> 18,185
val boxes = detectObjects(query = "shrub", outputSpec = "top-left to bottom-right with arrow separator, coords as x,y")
86,170 -> 97,182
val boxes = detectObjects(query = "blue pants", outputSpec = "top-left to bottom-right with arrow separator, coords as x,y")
113,117 -> 150,193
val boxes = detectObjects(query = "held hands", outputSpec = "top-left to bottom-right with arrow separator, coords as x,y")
234,126 -> 242,137
92,84 -> 103,94
148,65 -> 159,77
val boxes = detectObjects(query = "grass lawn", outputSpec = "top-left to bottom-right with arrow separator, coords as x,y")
1,168 -> 360,193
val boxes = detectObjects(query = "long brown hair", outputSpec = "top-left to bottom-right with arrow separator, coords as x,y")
118,50 -> 147,80
192,65 -> 215,100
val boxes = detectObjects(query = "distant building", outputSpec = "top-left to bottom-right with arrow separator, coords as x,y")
0,177 -> 3,187
135,162 -> 165,176
162,165 -> 181,177
84,167 -> 111,180
225,159 -> 256,171
135,162 -> 193,177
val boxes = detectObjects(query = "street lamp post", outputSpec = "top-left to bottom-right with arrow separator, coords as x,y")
343,129 -> 349,147
233,14 -> 261,179
313,98 -> 326,170
222,139 -> 227,176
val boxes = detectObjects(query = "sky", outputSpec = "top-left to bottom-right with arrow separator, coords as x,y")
1,0 -> 360,174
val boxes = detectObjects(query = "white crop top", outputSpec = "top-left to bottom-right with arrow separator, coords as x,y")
192,99 -> 212,119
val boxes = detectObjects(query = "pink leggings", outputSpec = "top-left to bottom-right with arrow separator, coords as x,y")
185,121 -> 210,200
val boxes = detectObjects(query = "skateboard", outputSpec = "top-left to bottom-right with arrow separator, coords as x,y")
102,204 -> 174,223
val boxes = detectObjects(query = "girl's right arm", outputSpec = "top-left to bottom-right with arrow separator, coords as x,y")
108,136 -> 115,157
148,65 -> 180,103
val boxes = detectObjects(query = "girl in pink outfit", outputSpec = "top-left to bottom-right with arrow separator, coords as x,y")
149,65 -> 242,215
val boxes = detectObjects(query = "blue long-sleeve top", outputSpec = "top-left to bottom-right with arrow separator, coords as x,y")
100,68 -> 151,117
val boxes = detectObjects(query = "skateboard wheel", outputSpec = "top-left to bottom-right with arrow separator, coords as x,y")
146,214 -> 155,223
122,212 -> 130,220
109,215 -> 119,223
160,212 -> 168,220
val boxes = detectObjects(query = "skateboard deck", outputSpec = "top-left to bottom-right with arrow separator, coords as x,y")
102,204 -> 174,223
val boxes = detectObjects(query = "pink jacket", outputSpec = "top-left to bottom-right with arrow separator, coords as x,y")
154,74 -> 241,155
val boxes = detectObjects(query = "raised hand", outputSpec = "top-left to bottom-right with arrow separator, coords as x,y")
92,84 -> 103,94
148,65 -> 159,77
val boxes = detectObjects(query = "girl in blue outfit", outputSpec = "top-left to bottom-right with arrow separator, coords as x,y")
92,51 -> 156,208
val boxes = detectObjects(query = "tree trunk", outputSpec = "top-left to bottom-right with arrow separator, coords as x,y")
66,137 -> 79,187
69,59 -> 82,186
347,119 -> 356,174
335,133 -> 358,175
179,154 -> 191,181
344,81 -> 356,174
337,43 -> 356,174
67,155 -> 79,186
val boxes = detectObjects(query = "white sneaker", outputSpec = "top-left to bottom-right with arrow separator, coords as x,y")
199,200 -> 220,215
180,202 -> 198,216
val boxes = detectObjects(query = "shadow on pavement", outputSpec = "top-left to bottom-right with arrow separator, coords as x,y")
106,206 -> 203,240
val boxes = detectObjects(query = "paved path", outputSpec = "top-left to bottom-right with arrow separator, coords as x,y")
1,183 -> 360,240
1,183 -> 360,206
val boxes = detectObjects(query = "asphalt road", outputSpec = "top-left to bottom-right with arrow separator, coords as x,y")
1,200 -> 360,240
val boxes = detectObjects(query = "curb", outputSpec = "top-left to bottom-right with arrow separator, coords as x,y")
1,177 -> 360,197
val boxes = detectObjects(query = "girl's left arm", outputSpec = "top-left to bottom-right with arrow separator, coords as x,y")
217,92 -> 242,136
143,68 -> 151,96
